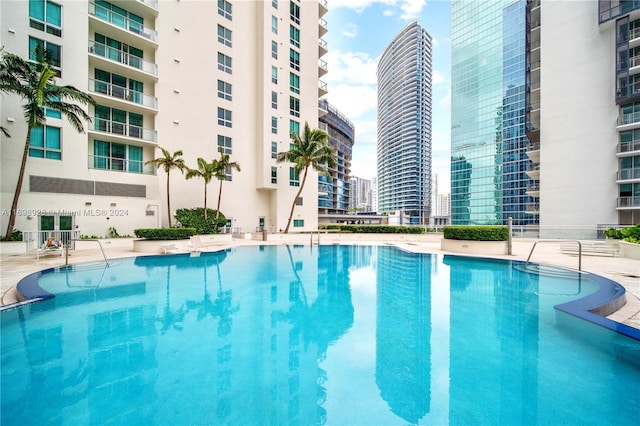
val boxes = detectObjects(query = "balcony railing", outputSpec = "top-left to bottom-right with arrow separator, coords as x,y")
93,117 -> 157,143
89,2 -> 158,42
617,196 -> 640,208
88,155 -> 156,174
619,140 -> 640,153
89,40 -> 158,76
89,78 -> 158,109
618,168 -> 640,180
319,17 -> 327,31
525,203 -> 540,212
319,80 -> 327,92
528,143 -> 540,151
617,54 -> 640,71
138,0 -> 158,10
319,58 -> 328,72
319,38 -> 328,51
617,111 -> 640,126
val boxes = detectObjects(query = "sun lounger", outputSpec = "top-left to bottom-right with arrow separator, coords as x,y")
36,244 -> 64,259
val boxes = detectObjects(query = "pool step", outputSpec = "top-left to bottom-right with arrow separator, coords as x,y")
515,263 -> 582,279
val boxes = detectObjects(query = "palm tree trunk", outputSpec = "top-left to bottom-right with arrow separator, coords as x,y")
4,128 -> 32,241
203,182 -> 208,221
215,180 -> 223,221
166,172 -> 172,227
284,165 -> 309,233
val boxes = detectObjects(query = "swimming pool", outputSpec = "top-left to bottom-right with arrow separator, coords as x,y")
1,245 -> 639,425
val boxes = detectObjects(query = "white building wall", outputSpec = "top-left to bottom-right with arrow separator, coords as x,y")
539,1 -> 618,235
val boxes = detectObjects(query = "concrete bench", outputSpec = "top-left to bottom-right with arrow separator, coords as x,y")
561,243 -> 618,257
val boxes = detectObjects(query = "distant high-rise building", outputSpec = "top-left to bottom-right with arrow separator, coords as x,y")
319,100 -> 355,215
436,194 -> 451,217
451,0 -> 638,236
372,176 -> 379,212
349,176 -> 372,212
377,21 -> 432,224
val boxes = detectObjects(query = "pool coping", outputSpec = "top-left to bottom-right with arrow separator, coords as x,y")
2,248 -> 640,343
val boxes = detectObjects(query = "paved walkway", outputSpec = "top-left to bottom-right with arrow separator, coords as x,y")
1,234 -> 639,329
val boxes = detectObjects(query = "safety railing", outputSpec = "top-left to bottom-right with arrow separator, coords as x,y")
526,240 -> 582,270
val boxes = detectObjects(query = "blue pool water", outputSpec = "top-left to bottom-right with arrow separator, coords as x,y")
1,245 -> 639,425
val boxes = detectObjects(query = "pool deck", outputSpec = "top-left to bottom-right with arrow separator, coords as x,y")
1,234 -> 638,329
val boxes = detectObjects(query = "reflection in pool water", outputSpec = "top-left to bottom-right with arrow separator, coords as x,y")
1,245 -> 639,425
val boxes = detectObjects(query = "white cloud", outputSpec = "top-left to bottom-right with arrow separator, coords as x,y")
324,50 -> 379,86
432,70 -> 445,85
342,23 -> 358,38
328,0 -> 426,20
326,84 -> 377,118
431,37 -> 439,47
438,88 -> 451,108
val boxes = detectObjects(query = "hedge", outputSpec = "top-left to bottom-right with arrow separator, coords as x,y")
175,208 -> 226,234
442,226 -> 508,241
134,228 -> 196,240
318,224 -> 426,234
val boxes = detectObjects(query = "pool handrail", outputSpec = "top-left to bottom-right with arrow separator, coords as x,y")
526,240 -> 582,270
66,239 -> 110,267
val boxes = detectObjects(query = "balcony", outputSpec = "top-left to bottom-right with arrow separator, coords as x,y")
89,78 -> 158,111
91,118 -> 157,144
319,17 -> 328,37
89,2 -> 158,44
617,196 -> 640,208
525,163 -> 540,180
617,167 -> 640,182
319,0 -> 328,16
526,182 -> 540,197
617,111 -> 640,128
318,38 -> 328,57
137,0 -> 158,12
319,58 -> 328,76
619,140 -> 640,155
318,79 -> 328,97
88,155 -> 156,175
525,203 -> 540,215
526,142 -> 540,163
89,40 -> 158,77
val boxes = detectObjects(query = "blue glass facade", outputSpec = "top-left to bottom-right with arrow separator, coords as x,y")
451,0 -> 538,226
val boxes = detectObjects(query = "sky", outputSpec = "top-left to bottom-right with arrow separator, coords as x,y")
322,0 -> 452,194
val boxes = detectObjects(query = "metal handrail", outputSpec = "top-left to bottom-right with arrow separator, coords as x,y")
66,239 -> 110,267
526,240 -> 581,270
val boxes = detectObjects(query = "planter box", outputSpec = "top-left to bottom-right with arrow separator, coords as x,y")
441,238 -> 509,255
133,239 -> 191,253
619,240 -> 640,260
0,241 -> 28,254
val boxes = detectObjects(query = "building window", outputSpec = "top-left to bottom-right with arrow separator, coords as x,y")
93,140 -> 143,173
29,0 -> 62,37
289,49 -> 300,71
271,41 -> 278,59
43,95 -> 61,119
290,26 -> 300,48
29,125 -> 61,160
289,96 -> 300,117
289,73 -> 300,94
290,120 -> 300,136
94,105 -> 144,139
290,2 -> 300,24
293,219 -> 304,227
271,141 -> 278,159
272,15 -> 278,34
94,69 -> 144,104
29,37 -> 61,75
271,66 -> 278,84
93,0 -> 144,36
218,135 -> 232,154
218,52 -> 232,74
272,91 -> 278,109
217,80 -> 232,101
218,0 -> 232,20
271,166 -> 277,184
289,167 -> 300,187
218,107 -> 232,128
272,117 -> 278,134
217,24 -> 232,47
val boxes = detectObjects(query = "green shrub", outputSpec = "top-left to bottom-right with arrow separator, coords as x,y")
134,228 -> 196,240
175,208 -> 227,234
10,229 -> 22,242
604,228 -> 623,239
318,224 -> 426,234
620,224 -> 640,244
442,226 -> 509,241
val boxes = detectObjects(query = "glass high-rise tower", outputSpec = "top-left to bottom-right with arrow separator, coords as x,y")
450,0 -> 537,226
377,22 -> 432,224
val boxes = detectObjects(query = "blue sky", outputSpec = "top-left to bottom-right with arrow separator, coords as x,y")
323,0 -> 452,193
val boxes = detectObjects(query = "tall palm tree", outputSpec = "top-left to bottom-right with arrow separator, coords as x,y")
276,121 -> 336,233
185,157 -> 217,220
1,47 -> 95,241
145,147 -> 186,227
213,150 -> 241,222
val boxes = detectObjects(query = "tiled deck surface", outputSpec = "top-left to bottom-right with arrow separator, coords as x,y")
1,234 -> 639,329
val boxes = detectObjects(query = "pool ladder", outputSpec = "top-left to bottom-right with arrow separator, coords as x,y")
526,240 -> 582,271
65,239 -> 111,267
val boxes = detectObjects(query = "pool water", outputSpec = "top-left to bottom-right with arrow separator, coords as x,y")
1,245 -> 639,425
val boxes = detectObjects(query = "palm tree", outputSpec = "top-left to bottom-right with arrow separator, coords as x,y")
213,150 -> 241,222
145,147 -> 186,227
185,157 -> 217,220
276,121 -> 336,233
1,47 -> 95,241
